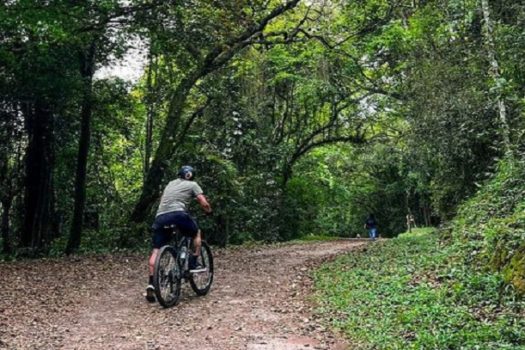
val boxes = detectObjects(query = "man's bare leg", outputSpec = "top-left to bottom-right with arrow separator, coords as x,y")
149,248 -> 159,276
146,248 -> 159,302
193,230 -> 202,257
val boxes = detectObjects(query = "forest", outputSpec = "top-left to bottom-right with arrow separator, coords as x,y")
1,0 -> 524,285
0,0 -> 525,278
0,0 -> 525,266
2,0 -> 525,348
0,0 -> 525,264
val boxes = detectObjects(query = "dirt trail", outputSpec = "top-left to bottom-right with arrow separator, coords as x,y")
0,240 -> 367,349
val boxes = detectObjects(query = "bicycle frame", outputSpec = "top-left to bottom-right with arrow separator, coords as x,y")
177,235 -> 192,280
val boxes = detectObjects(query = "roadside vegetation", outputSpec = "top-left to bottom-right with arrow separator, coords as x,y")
314,228 -> 525,349
451,156 -> 525,294
313,155 -> 525,348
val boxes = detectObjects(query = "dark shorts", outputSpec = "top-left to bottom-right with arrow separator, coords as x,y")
151,211 -> 199,249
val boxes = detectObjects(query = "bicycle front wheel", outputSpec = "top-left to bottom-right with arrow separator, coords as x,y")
153,245 -> 181,308
189,240 -> 214,296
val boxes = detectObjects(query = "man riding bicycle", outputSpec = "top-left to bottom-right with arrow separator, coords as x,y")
146,165 -> 212,302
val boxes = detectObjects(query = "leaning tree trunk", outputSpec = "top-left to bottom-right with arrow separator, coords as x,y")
131,72 -> 201,222
130,0 -> 301,223
21,102 -> 55,251
66,42 -> 97,255
481,0 -> 511,152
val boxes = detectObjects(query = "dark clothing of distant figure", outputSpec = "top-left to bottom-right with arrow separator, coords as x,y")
365,215 -> 378,240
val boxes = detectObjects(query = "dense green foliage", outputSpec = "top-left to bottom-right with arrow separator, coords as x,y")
451,154 -> 525,293
0,0 -> 524,273
314,228 -> 525,349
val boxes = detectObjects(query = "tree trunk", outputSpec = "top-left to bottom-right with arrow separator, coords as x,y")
131,72 -> 202,222
144,50 -> 157,180
481,0 -> 511,152
215,214 -> 229,248
21,102 -> 55,251
281,162 -> 293,189
422,206 -> 431,227
0,139 -> 9,254
66,42 -> 96,255
1,199 -> 12,254
130,0 -> 301,224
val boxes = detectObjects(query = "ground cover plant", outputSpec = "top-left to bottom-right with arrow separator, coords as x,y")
451,155 -> 525,294
314,228 -> 525,349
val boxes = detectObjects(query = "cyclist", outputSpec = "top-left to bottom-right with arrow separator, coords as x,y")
145,165 -> 212,302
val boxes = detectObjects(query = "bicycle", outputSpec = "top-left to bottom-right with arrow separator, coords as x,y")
153,225 -> 214,308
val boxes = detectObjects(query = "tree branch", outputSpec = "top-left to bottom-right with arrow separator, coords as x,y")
202,0 -> 301,73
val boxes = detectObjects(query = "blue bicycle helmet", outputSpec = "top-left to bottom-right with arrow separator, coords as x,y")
178,165 -> 195,180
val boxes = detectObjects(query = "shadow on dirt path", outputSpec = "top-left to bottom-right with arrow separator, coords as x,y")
0,240 -> 368,349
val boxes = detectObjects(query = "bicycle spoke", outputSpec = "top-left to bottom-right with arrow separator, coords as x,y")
154,246 -> 181,307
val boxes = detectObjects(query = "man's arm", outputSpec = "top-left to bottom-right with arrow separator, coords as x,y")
196,194 -> 212,214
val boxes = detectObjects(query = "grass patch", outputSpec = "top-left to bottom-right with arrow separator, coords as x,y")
313,228 -> 525,349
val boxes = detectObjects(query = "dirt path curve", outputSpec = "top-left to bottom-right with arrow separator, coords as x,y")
0,240 -> 367,350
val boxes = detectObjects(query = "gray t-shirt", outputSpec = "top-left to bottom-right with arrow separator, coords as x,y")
156,179 -> 203,216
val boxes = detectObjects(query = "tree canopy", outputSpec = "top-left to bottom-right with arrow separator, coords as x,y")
1,0 -> 524,261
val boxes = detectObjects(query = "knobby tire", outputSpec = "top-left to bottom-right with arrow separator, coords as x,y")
189,240 -> 214,296
153,245 -> 181,308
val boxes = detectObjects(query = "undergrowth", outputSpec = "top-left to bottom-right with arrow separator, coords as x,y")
451,155 -> 525,293
314,228 -> 525,349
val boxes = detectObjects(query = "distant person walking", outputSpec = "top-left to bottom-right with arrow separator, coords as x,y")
406,213 -> 417,233
364,214 -> 378,240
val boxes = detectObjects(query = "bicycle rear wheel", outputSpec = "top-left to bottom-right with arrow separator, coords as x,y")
153,245 -> 181,308
189,241 -> 214,296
